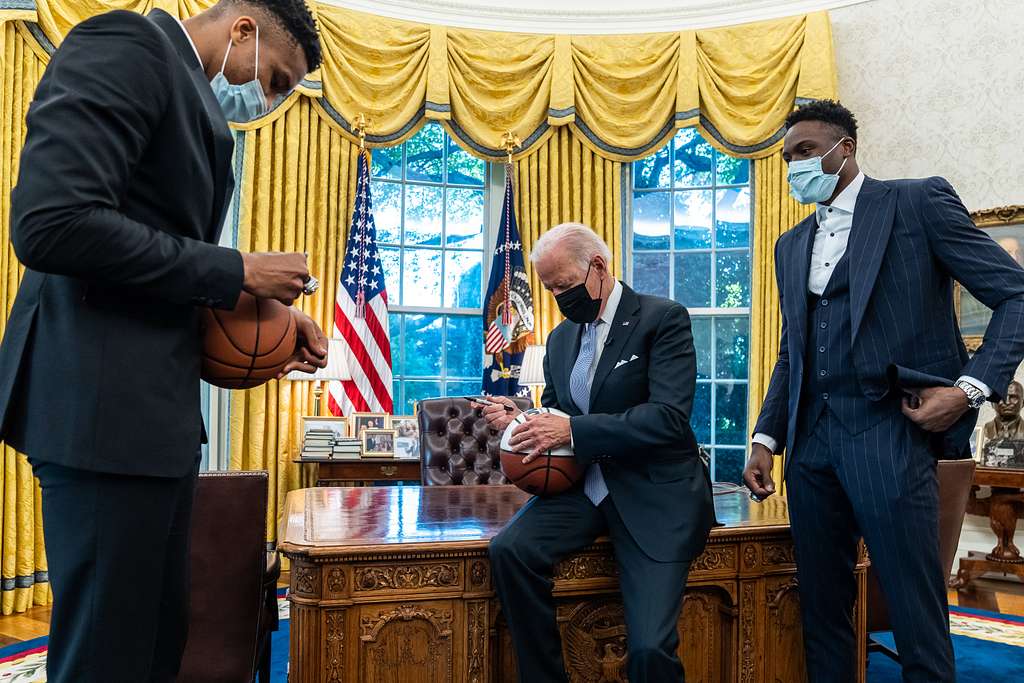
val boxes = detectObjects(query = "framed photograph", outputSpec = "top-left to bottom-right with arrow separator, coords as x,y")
300,416 -> 347,440
362,428 -> 397,458
350,412 -> 390,437
956,205 -> 1024,351
392,416 -> 419,440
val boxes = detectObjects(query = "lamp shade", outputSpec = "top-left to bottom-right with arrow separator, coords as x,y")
284,338 -> 351,381
519,345 -> 547,387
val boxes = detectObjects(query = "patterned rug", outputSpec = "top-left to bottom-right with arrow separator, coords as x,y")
0,597 -> 1020,681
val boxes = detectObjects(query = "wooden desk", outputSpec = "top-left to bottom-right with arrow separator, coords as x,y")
280,486 -> 868,683
293,458 -> 421,486
952,466 -> 1024,589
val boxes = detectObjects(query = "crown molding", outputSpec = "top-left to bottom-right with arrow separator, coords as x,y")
319,0 -> 874,34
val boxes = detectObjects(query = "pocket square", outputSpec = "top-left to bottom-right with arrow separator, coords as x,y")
614,355 -> 640,370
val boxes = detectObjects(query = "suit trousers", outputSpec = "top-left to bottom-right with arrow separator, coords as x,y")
32,457 -> 200,683
489,487 -> 691,683
787,409 -> 955,682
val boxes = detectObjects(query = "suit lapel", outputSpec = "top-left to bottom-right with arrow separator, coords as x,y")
560,323 -> 583,413
847,177 -> 896,341
590,285 -> 641,406
148,10 -> 235,242
784,214 -> 817,359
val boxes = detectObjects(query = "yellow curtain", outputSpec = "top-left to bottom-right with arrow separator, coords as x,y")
0,22 -> 49,616
515,127 -> 623,342
750,152 -> 814,485
228,98 -> 360,544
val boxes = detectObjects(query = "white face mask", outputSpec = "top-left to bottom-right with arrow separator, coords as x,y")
209,26 -> 268,123
786,137 -> 849,205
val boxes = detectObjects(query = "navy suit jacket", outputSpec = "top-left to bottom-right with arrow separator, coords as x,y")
754,176 -> 1024,459
541,283 -> 716,562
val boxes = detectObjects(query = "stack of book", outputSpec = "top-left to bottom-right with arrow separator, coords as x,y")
300,429 -> 335,460
332,437 -> 362,460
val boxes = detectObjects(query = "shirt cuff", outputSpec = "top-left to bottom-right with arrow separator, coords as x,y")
957,375 -> 992,398
752,433 -> 778,454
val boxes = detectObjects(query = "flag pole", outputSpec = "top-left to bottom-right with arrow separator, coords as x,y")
353,114 -> 371,318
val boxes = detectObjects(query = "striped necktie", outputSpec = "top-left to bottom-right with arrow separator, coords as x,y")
569,322 -> 609,505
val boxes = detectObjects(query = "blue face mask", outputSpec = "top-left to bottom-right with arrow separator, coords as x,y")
210,26 -> 268,123
787,137 -> 849,204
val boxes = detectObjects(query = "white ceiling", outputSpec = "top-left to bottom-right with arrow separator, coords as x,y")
322,0 -> 875,34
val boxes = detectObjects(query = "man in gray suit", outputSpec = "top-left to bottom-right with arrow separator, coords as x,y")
744,100 -> 1024,682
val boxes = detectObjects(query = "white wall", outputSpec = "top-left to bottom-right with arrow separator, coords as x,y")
831,0 -> 1024,212
833,0 -> 1024,571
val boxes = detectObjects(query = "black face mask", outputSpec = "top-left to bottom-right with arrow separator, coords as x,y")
554,263 -> 603,324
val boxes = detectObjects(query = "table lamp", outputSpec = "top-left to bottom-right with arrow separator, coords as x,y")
285,338 -> 351,415
519,344 -> 547,406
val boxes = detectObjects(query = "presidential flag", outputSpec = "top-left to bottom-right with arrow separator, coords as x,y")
482,166 -> 534,397
329,150 -> 394,416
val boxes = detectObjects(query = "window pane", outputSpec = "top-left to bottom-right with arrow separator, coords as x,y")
372,144 -> 402,180
693,382 -> 711,444
404,185 -> 443,246
715,188 -> 750,249
713,448 -> 745,485
446,380 -> 481,398
372,181 -> 402,245
393,380 -> 404,414
691,316 -> 711,380
632,252 -> 670,298
673,128 -> 714,188
715,383 -> 747,445
444,251 -> 483,308
715,317 -> 749,380
405,380 -> 444,413
715,252 -> 751,308
716,153 -> 750,186
674,253 -> 712,308
447,137 -> 485,186
632,191 -> 670,250
402,314 -> 443,376
673,189 -> 712,249
402,249 -> 443,307
445,316 -> 483,378
445,188 -> 485,249
379,246 -> 402,304
633,144 -> 670,189
405,125 -> 443,183
389,313 -> 403,376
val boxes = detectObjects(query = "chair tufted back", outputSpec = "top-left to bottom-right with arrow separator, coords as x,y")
419,396 -> 533,486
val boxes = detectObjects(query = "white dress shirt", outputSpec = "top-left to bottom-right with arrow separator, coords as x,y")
753,173 -> 989,453
569,278 -> 622,447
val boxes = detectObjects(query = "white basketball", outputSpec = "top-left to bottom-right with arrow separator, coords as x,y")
499,407 -> 575,456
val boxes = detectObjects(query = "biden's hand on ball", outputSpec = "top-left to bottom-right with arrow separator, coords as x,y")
509,413 -> 571,464
902,385 -> 970,432
276,310 -> 328,378
472,396 -> 520,431
241,252 -> 309,305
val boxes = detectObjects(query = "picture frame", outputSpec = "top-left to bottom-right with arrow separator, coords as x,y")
300,416 -> 348,440
361,428 -> 397,458
955,205 -> 1024,351
350,412 -> 390,437
392,415 -> 419,440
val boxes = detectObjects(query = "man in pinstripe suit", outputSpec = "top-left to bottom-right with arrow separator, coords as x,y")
743,100 -> 1024,682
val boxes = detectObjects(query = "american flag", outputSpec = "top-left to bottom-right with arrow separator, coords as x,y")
328,150 -> 393,416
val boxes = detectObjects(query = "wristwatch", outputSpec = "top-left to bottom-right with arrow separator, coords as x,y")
954,379 -> 986,410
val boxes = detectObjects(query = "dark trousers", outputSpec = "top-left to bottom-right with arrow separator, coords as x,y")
787,409 -> 955,682
32,458 -> 199,683
489,488 -> 690,683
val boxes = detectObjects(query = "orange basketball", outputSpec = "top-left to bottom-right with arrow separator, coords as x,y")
499,409 -> 585,496
200,292 -> 297,390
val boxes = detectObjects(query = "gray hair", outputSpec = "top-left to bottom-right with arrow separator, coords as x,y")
529,222 -> 611,275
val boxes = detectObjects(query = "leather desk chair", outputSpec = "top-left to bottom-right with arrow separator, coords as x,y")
866,458 -> 976,660
179,471 -> 280,682
419,396 -> 533,485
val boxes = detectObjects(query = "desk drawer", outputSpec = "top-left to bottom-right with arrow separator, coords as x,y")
317,460 -> 421,482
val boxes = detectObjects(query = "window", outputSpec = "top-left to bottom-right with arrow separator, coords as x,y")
372,124 -> 488,414
629,128 -> 752,484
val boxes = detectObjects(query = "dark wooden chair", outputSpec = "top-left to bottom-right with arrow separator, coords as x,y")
179,471 -> 280,682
